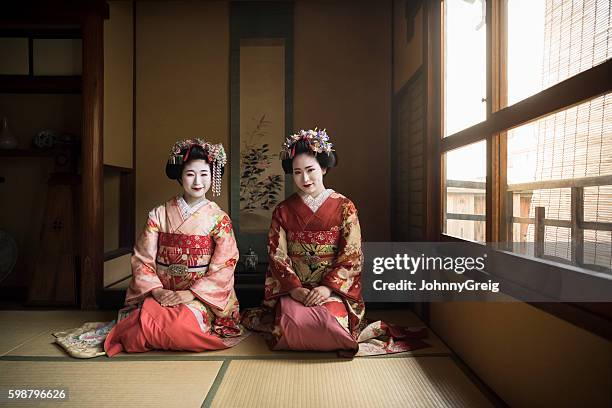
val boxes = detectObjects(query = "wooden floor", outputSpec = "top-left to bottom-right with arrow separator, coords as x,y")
0,309 -> 503,407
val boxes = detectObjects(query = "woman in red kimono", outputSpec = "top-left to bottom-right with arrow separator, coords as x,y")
104,139 -> 247,357
242,129 -> 428,356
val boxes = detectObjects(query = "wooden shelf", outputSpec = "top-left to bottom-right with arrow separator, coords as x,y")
0,148 -> 72,157
104,247 -> 133,262
104,164 -> 134,174
0,75 -> 81,94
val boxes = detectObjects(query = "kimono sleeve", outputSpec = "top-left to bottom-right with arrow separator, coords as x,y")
189,213 -> 239,311
321,199 -> 363,301
125,208 -> 164,305
264,206 -> 303,300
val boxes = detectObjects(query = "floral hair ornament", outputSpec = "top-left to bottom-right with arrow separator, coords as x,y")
168,138 -> 227,197
279,128 -> 334,160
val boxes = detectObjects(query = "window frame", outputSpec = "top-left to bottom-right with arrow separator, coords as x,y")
426,0 -> 612,339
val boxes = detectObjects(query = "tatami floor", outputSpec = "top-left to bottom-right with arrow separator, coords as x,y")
0,309 -> 501,407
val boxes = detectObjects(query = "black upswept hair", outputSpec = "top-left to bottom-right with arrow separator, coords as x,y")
281,140 -> 338,174
165,145 -> 225,181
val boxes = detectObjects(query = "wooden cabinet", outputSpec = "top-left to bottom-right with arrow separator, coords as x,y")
0,0 -> 108,309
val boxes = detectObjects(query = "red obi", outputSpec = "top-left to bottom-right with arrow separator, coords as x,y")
287,229 -> 341,245
156,232 -> 214,267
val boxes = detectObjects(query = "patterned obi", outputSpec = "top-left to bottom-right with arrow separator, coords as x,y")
286,229 -> 341,286
156,232 -> 215,290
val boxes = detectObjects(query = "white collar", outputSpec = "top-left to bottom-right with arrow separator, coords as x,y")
177,195 -> 210,218
299,189 -> 334,213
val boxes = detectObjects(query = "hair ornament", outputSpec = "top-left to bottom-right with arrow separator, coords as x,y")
279,128 -> 334,160
168,138 -> 227,197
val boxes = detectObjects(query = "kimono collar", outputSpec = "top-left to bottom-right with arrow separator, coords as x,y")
298,189 -> 334,213
177,195 -> 210,219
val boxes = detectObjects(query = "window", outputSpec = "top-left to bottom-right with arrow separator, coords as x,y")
507,93 -> 612,270
444,140 -> 486,242
508,0 -> 611,106
440,0 -> 612,275
444,0 -> 487,136
442,0 -> 487,242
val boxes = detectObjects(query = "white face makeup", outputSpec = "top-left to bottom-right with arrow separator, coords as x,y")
180,159 -> 211,204
292,153 -> 327,198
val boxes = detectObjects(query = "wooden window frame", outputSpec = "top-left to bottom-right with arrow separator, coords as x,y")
425,0 -> 612,340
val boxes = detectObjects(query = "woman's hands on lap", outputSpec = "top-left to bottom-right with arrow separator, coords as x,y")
151,288 -> 195,307
152,288 -> 172,304
289,287 -> 310,304
303,285 -> 332,307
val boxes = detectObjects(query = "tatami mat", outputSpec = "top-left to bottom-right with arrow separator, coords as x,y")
0,360 -> 222,407
0,310 -> 496,407
209,357 -> 493,408
0,311 -> 115,357
6,309 -> 449,358
7,329 -> 336,359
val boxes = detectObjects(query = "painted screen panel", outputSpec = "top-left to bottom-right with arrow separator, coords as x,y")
239,39 -> 286,233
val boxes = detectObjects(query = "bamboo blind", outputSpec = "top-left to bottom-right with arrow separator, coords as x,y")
516,0 -> 612,268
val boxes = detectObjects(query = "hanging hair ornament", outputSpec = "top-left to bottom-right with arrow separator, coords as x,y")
168,138 -> 227,197
279,128 -> 334,160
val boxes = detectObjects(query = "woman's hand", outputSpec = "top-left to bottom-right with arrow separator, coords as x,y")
303,285 -> 332,307
290,287 -> 310,304
156,289 -> 195,307
151,288 -> 174,305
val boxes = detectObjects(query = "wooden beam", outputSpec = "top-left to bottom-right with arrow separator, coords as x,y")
504,191 -> 514,242
510,217 -> 612,232
492,0 -> 508,244
534,206 -> 545,257
581,221 -> 612,232
487,132 -> 500,242
485,0 -> 495,242
441,58 -> 612,153
446,180 -> 486,189
446,213 -> 486,221
513,217 -> 571,229
1,1 -> 109,25
0,75 -> 81,94
571,187 -> 584,265
507,174 -> 612,192
80,10 -> 104,310
425,0 -> 442,241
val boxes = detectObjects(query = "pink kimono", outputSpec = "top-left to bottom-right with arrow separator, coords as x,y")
104,196 -> 245,356
242,190 -> 429,356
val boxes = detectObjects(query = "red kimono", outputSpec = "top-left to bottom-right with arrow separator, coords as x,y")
242,190 -> 428,356
104,196 -> 247,356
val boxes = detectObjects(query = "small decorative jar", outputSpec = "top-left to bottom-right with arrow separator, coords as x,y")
244,246 -> 258,273
33,129 -> 57,149
0,117 -> 17,150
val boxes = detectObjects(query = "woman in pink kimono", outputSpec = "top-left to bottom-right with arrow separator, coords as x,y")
242,129 -> 428,356
104,139 -> 246,356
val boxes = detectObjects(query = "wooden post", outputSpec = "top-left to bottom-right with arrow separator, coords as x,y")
571,187 -> 584,265
486,0 -> 507,244
505,191 -> 514,245
424,0 -> 442,242
534,206 -> 545,257
81,11 -> 105,309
